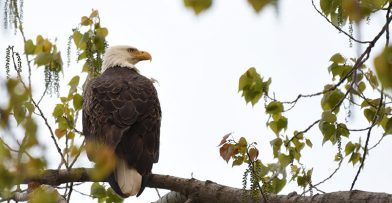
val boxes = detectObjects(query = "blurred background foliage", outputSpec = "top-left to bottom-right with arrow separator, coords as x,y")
1,0 -> 392,202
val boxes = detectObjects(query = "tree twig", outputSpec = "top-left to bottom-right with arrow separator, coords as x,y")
311,0 -> 371,44
350,89 -> 384,190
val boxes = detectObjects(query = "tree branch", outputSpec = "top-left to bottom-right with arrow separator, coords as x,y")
350,89 -> 384,190
311,0 -> 371,44
18,168 -> 392,203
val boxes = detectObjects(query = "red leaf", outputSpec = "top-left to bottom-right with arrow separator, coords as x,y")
220,143 -> 234,163
55,129 -> 66,139
218,132 -> 232,146
248,147 -> 259,161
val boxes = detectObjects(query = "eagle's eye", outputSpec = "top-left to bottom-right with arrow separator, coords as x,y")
127,48 -> 137,53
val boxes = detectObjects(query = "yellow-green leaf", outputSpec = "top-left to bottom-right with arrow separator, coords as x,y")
321,111 -> 337,123
24,39 -> 35,55
330,53 -> 345,63
266,101 -> 284,114
81,16 -> 93,26
248,0 -> 275,13
184,0 -> 212,15
34,53 -> 52,66
345,141 -> 355,156
96,28 -> 108,38
68,76 -> 80,88
305,139 -> 313,148
53,104 -> 64,118
90,182 -> 107,199
374,46 -> 392,88
73,93 -> 83,111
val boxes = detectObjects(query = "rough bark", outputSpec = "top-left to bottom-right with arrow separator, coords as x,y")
23,168 -> 392,203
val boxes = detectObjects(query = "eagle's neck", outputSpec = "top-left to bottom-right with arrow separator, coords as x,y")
102,54 -> 139,73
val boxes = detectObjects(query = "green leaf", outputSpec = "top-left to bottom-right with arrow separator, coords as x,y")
73,31 -> 87,50
297,176 -> 306,187
24,39 -> 36,55
366,70 -> 379,89
257,160 -> 269,177
321,111 -> 337,123
13,105 -> 26,125
238,137 -> 247,148
239,67 -> 270,105
29,186 -> 59,203
363,108 -> 376,123
248,0 -> 276,13
361,98 -> 380,108
93,36 -> 106,52
345,141 -> 355,156
270,138 -> 282,158
53,104 -> 64,118
305,139 -> 313,148
374,46 -> 392,89
73,94 -> 83,111
330,53 -> 345,63
362,0 -> 387,9
57,117 -> 69,131
91,182 -> 107,199
271,177 -> 286,194
320,0 -> 331,15
278,153 -> 292,168
384,117 -> 392,135
106,188 -> 123,203
350,152 -> 361,165
269,116 -> 288,135
232,156 -> 244,167
25,101 -> 35,116
319,121 -> 336,144
96,28 -> 108,38
336,123 -> 350,137
321,86 -> 345,113
68,76 -> 80,96
334,152 -> 342,161
68,76 -> 80,88
266,101 -> 284,114
34,53 -> 52,66
358,81 -> 366,93
81,16 -> 93,26
184,0 -> 212,14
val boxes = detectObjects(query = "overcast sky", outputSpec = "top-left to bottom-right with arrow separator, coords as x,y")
1,0 -> 392,202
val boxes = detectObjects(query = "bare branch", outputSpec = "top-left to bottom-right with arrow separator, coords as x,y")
9,47 -> 69,169
311,0 -> 371,44
350,89 -> 384,190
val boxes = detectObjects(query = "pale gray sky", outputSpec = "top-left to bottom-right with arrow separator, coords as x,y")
1,0 -> 392,202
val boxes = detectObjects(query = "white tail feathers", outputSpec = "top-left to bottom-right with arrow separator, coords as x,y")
115,159 -> 142,196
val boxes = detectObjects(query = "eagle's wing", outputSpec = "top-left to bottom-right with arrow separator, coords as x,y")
83,67 -> 161,174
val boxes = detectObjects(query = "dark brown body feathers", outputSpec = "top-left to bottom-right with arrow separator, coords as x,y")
83,66 -> 161,175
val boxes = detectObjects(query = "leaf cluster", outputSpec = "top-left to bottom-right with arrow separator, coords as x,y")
72,9 -> 108,77
90,182 -> 123,203
183,0 -> 278,15
320,0 -> 388,23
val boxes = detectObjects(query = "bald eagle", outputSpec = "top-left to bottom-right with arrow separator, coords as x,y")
82,45 -> 161,197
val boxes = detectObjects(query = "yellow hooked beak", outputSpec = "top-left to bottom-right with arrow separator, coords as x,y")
134,50 -> 152,62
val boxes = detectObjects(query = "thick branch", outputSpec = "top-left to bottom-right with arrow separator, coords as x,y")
21,168 -> 392,203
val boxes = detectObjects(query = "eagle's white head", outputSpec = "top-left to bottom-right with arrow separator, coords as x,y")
102,45 -> 152,72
